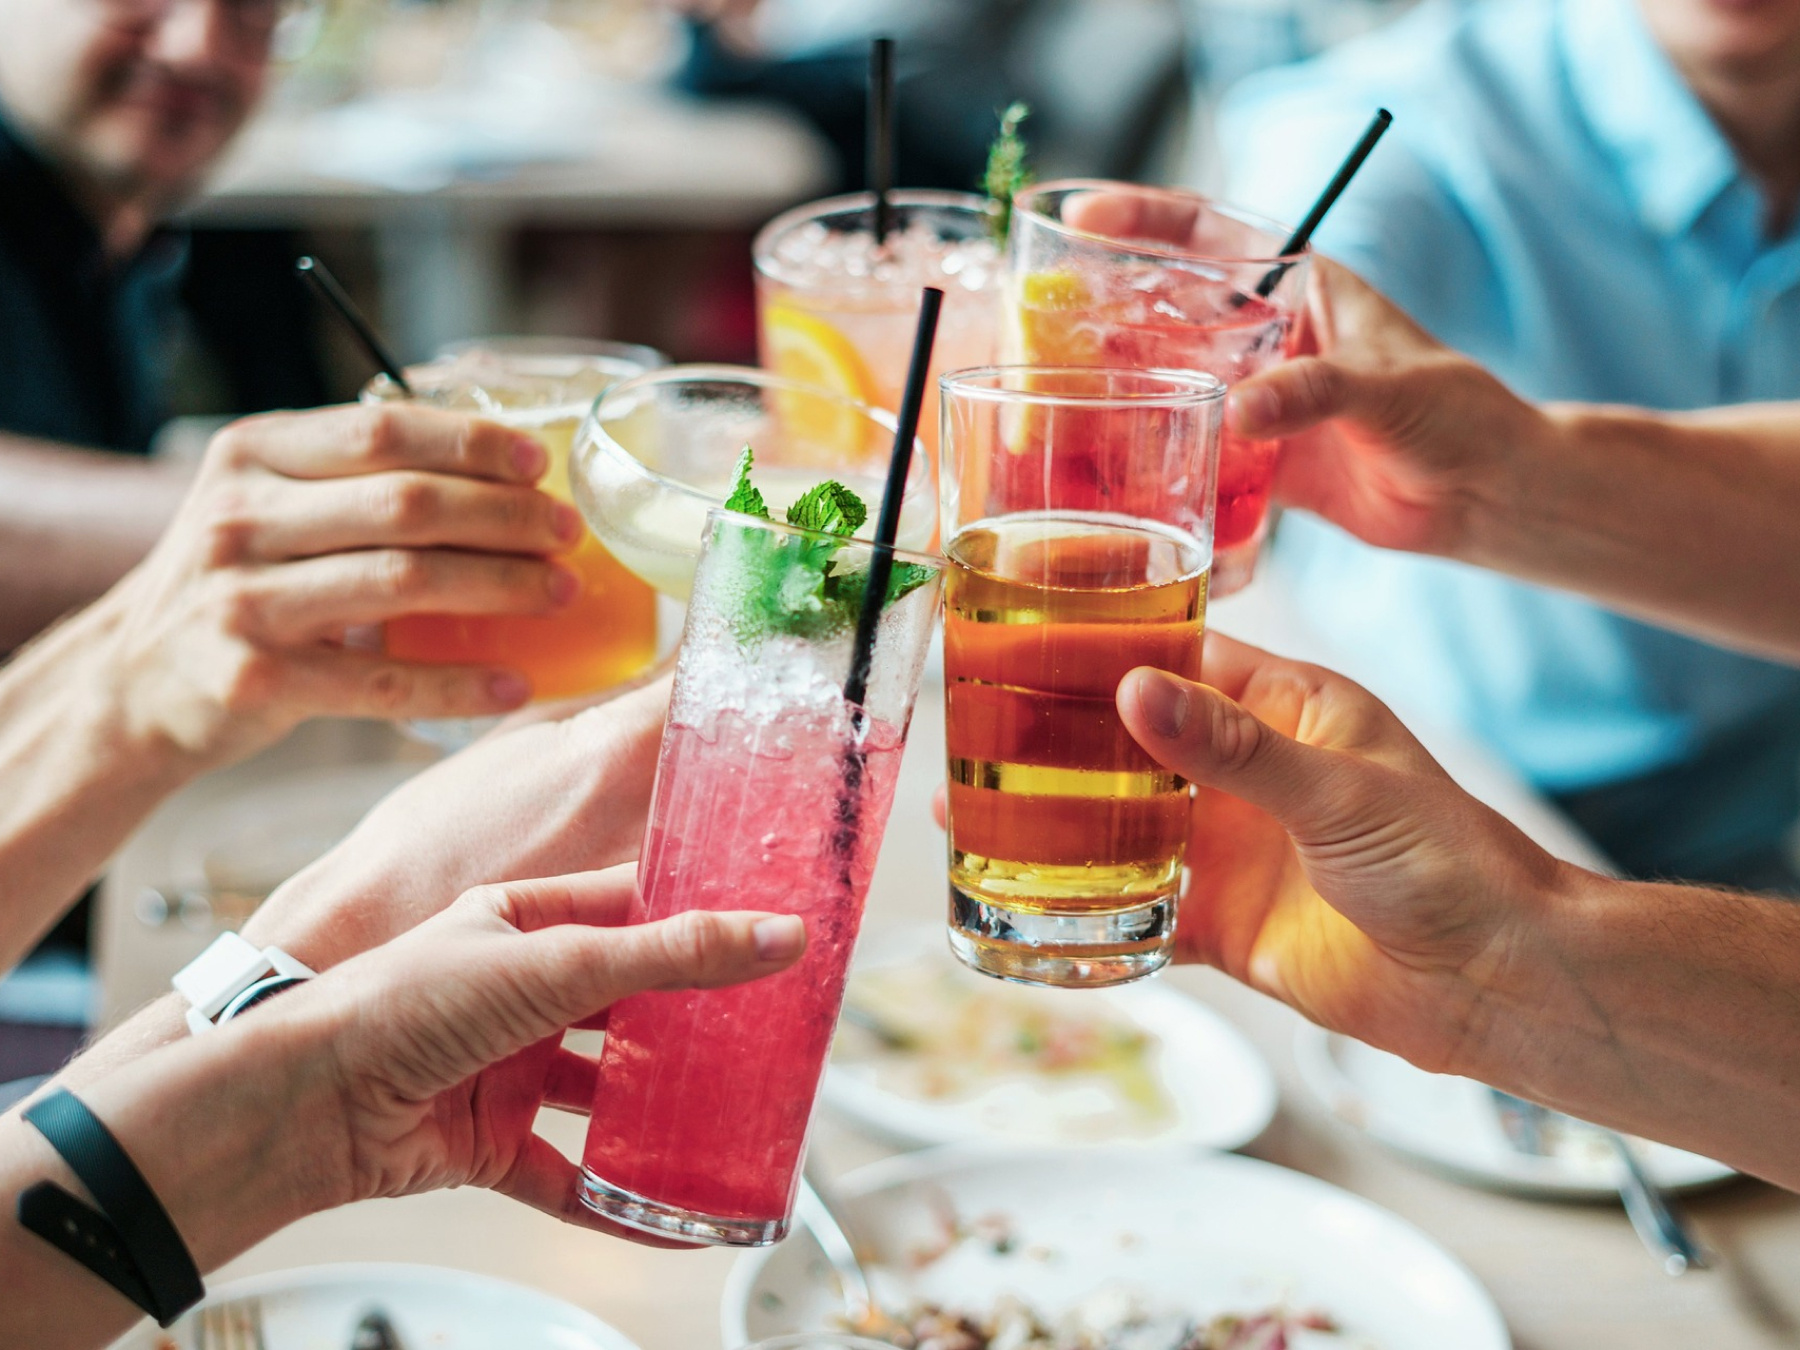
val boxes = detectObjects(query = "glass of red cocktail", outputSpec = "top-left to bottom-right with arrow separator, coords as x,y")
1005,182 -> 1307,595
579,506 -> 943,1246
940,366 -> 1224,988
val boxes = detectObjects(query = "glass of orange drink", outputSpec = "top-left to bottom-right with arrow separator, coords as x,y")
363,338 -> 665,747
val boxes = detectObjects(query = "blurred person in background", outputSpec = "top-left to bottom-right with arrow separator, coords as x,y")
1216,0 -> 1800,891
664,0 -> 1190,190
0,0 -> 325,654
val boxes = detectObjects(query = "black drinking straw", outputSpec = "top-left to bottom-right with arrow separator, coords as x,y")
833,286 -> 941,858
843,285 -> 942,714
1251,107 -> 1392,299
868,37 -> 896,246
295,255 -> 413,396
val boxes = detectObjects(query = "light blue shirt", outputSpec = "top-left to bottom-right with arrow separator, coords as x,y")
1218,0 -> 1800,797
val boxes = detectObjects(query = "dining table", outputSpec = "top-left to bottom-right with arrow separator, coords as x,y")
94,574 -> 1800,1350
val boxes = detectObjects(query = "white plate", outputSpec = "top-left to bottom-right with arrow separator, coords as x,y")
823,929 -> 1276,1153
110,1262 -> 640,1350
1293,1025 -> 1736,1199
723,1144 -> 1511,1349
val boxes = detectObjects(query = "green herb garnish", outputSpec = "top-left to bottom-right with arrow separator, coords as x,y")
722,445 -> 768,519
717,448 -> 934,638
983,101 -> 1033,243
786,479 -> 866,536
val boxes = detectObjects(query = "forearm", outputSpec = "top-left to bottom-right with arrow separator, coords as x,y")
0,592 -> 200,969
0,1014 -> 339,1350
1462,401 -> 1800,662
0,436 -> 191,651
1471,865 -> 1800,1188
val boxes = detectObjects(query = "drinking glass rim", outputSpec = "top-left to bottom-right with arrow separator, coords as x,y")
754,188 -> 999,275
436,335 -> 669,370
703,504 -> 944,567
940,364 -> 1227,409
1013,179 -> 1307,266
581,363 -> 935,536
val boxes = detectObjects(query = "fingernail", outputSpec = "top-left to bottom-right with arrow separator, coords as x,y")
546,565 -> 581,605
1134,669 -> 1190,739
1228,384 -> 1278,435
553,501 -> 584,545
488,672 -> 530,706
512,435 -> 547,479
753,915 -> 805,962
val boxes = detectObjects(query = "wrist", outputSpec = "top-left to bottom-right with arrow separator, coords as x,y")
1451,393 -> 1573,570
73,997 -> 350,1265
239,854 -> 392,973
1452,854 -> 1611,1090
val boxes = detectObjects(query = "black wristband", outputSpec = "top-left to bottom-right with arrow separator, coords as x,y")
17,1088 -> 205,1326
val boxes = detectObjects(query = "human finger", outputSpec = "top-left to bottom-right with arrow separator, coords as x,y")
269,649 -> 535,720
231,548 -> 577,639
502,907 -> 807,1035
1061,188 -> 1200,245
543,1045 -> 599,1111
931,782 -> 946,831
1227,357 -> 1383,440
470,865 -> 643,933
1117,665 -> 1373,831
239,473 -> 580,563
214,405 -> 548,484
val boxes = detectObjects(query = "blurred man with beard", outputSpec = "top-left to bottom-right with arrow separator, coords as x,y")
1217,0 -> 1800,893
0,0 -> 287,648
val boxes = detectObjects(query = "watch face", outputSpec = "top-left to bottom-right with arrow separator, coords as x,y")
222,976 -> 309,1022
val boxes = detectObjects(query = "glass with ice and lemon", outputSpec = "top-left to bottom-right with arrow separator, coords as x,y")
571,365 -> 936,600
1006,182 -> 1309,596
753,190 -> 1002,459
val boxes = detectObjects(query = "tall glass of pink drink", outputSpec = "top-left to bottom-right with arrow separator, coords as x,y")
1005,181 -> 1309,595
580,507 -> 943,1246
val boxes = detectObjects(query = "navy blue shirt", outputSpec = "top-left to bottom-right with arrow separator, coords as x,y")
0,111 -> 185,453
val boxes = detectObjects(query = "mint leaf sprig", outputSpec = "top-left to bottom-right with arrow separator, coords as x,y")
983,101 -> 1033,244
717,447 -> 935,638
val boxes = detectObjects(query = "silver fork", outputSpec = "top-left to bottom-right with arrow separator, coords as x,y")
195,1298 -> 267,1350
1488,1088 -> 1710,1274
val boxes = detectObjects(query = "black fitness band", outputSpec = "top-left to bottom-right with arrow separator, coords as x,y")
16,1088 -> 204,1326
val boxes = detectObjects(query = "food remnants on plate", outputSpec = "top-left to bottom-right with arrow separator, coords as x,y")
833,958 -> 1177,1141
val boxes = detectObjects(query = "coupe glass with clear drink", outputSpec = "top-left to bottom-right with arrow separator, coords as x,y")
579,509 -> 942,1246
1006,182 -> 1307,595
755,190 -> 1002,456
571,366 -> 936,599
363,339 -> 664,746
939,367 -> 1224,988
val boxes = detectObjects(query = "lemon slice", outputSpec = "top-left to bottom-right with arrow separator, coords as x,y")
762,303 -> 878,465
1009,269 -> 1104,366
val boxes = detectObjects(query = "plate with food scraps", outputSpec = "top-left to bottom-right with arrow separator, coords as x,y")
1293,1025 -> 1736,1199
723,1143 -> 1509,1349
822,927 -> 1276,1151
111,1262 -> 639,1350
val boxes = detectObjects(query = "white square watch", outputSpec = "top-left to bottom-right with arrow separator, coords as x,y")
172,932 -> 315,1034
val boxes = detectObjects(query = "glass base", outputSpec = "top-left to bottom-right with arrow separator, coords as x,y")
402,715 -> 502,752
579,1169 -> 787,1247
1210,537 -> 1263,597
947,885 -> 1175,988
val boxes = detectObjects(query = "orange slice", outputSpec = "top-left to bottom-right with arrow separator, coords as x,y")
762,303 -> 877,464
